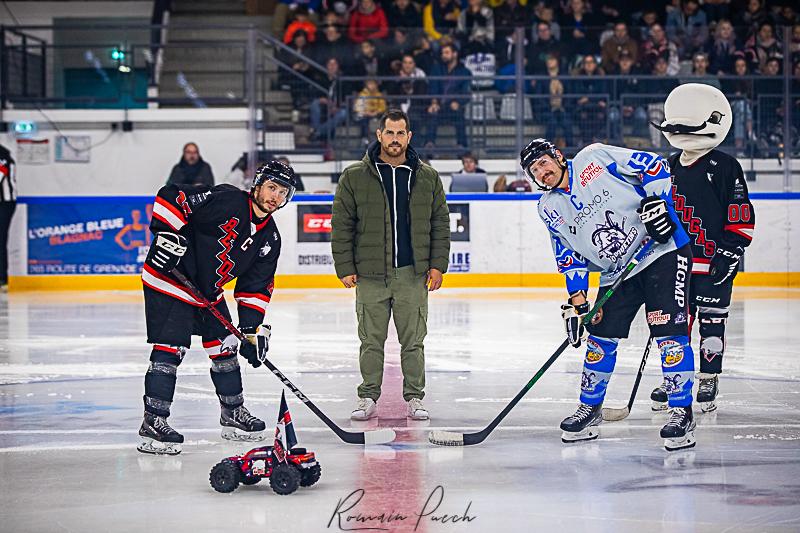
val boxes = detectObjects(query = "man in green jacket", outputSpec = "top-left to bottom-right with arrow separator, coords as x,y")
331,109 -> 451,421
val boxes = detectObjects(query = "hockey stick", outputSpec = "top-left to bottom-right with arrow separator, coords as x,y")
428,239 -> 656,446
170,269 -> 396,446
601,336 -> 653,422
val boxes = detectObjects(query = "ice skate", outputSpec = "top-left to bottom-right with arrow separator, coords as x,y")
137,413 -> 184,455
220,405 -> 266,441
350,398 -> 377,421
661,406 -> 696,451
650,381 -> 668,411
696,373 -> 719,413
407,398 -> 429,420
560,403 -> 602,443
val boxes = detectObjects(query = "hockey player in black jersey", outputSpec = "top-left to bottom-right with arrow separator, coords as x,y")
137,161 -> 296,455
651,84 -> 755,413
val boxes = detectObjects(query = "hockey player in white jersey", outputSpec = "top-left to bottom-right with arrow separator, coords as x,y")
520,138 -> 697,451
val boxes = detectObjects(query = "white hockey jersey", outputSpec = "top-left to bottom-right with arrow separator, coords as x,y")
537,143 -> 689,294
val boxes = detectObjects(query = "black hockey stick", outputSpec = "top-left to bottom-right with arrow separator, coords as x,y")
428,239 -> 656,446
171,269 -> 396,446
601,336 -> 653,421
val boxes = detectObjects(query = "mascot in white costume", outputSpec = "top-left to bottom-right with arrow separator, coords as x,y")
650,83 -> 755,412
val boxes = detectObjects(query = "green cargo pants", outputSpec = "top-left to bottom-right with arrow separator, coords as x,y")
355,265 -> 428,402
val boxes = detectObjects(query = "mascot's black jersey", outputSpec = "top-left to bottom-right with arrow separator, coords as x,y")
142,183 -> 281,328
669,150 -> 755,275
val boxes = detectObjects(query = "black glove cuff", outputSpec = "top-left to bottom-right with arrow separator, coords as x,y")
575,302 -> 590,315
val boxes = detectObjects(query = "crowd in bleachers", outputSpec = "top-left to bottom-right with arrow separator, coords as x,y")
272,0 -> 800,154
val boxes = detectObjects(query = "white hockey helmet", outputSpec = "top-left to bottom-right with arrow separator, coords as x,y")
653,83 -> 732,152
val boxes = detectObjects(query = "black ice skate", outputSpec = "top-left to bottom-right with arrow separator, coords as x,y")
220,405 -> 266,442
650,381 -> 668,412
560,403 -> 602,443
696,373 -> 719,413
660,406 -> 696,451
137,413 -> 184,455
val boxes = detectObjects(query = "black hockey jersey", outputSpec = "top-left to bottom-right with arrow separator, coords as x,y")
669,150 -> 755,275
142,183 -> 281,328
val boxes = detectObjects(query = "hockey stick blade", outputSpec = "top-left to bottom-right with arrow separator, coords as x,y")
428,239 -> 656,447
170,269 -> 396,446
601,336 -> 653,422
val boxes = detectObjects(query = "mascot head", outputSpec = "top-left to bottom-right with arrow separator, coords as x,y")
654,83 -> 731,155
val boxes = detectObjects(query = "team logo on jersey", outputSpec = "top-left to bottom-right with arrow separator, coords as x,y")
660,340 -> 684,367
585,339 -> 604,364
215,217 -> 239,289
674,312 -> 687,324
259,242 -> 271,257
590,210 -> 638,263
672,185 -> 716,257
579,162 -> 603,187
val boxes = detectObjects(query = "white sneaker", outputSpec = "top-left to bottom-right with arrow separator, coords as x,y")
351,398 -> 377,421
407,398 -> 429,420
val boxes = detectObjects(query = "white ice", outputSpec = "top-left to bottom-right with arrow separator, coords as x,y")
1,288 -> 799,532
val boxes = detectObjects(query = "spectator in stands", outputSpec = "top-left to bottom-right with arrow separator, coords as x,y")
412,34 -> 437,73
425,43 -> 472,149
348,0 -> 389,44
751,22 -> 782,72
384,28 -> 416,73
390,54 -> 428,128
706,19 -> 738,74
309,58 -> 350,142
454,151 -> 486,174
313,22 -> 352,69
601,22 -> 638,72
494,0 -> 530,50
496,19 -> 528,68
457,0 -> 495,55
423,0 -> 461,42
572,54 -> 609,145
737,0 -> 769,35
531,55 -> 573,148
353,40 -> 383,77
167,143 -> 214,186
273,0 -> 321,37
633,9 -> 660,42
688,51 -> 721,88
666,0 -> 709,59
755,56 -> 784,155
278,30 -> 314,108
641,23 -> 680,75
700,0 -> 729,23
608,50 -> 647,142
791,24 -> 800,65
283,7 -> 317,44
559,0 -> 600,61
323,0 -> 357,24
354,79 -> 388,142
387,0 -> 423,33
529,21 -> 562,73
531,3 -> 560,43
722,57 -> 755,156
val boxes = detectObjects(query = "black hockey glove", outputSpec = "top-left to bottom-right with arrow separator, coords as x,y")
709,245 -> 743,285
561,301 -> 590,348
637,196 -> 676,244
239,324 -> 271,368
145,232 -> 187,273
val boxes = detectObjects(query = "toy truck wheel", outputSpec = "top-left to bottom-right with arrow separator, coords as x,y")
269,463 -> 301,495
210,460 -> 240,493
300,464 -> 321,487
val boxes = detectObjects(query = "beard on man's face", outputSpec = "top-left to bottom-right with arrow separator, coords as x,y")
383,141 -> 404,155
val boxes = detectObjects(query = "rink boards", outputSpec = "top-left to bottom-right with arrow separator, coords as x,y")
6,193 -> 799,290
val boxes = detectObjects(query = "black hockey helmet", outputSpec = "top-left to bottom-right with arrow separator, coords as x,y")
251,160 -> 297,208
519,138 -> 566,191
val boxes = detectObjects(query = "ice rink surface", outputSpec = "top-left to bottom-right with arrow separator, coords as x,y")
1,287 -> 799,533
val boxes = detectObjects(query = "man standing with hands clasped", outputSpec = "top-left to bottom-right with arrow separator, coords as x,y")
332,109 -> 451,422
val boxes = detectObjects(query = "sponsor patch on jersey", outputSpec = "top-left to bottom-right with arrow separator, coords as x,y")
542,206 -> 565,230
580,162 -> 603,187
259,242 -> 272,257
585,339 -> 604,364
660,340 -> 684,367
647,310 -> 671,325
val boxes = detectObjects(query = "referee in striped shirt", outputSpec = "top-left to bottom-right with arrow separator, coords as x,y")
0,143 -> 16,291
